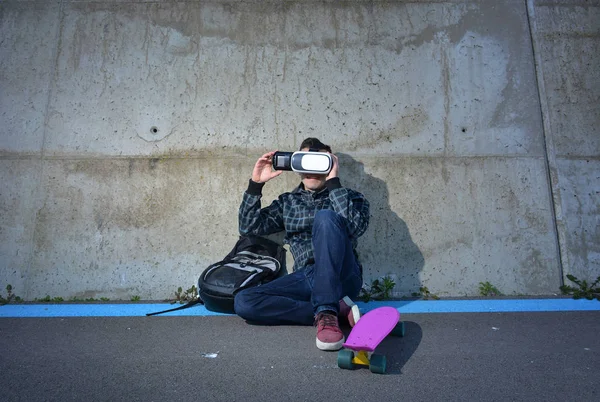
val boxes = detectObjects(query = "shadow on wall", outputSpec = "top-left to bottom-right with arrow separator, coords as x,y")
338,153 -> 425,297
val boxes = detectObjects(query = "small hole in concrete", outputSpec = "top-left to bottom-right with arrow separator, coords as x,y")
461,128 -> 467,133
150,126 -> 159,134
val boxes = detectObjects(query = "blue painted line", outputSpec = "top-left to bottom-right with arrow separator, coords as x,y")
361,299 -> 600,314
0,304 -> 232,318
0,299 -> 599,318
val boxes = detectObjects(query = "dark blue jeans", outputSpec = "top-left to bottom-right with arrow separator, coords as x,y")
234,209 -> 363,325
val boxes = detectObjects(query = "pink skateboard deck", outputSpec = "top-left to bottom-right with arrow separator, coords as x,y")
343,306 -> 400,352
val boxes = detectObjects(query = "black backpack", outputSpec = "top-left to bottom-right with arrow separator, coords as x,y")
147,235 -> 285,316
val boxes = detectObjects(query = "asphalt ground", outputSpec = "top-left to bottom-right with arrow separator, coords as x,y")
1,302 -> 599,402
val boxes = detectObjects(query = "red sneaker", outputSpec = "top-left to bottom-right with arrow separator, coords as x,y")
314,312 -> 344,351
339,296 -> 361,327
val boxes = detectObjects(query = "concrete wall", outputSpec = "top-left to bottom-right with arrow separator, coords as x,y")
0,0 -> 598,300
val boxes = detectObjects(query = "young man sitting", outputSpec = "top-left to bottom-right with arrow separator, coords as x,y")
234,138 -> 370,351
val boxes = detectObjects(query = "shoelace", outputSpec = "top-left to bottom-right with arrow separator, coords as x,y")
315,313 -> 338,329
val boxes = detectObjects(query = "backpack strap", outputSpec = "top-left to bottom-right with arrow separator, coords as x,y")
146,298 -> 203,316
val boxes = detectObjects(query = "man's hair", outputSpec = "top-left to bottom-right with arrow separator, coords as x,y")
299,137 -> 332,153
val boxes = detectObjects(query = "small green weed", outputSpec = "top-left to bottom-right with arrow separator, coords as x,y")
0,285 -> 23,305
412,286 -> 440,300
35,295 -> 65,303
359,276 -> 396,302
560,274 -> 600,301
130,295 -> 141,302
48,295 -> 110,303
479,282 -> 502,297
171,285 -> 198,304
69,297 -> 109,302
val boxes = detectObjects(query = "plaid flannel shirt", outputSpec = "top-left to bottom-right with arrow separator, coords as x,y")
239,177 -> 370,271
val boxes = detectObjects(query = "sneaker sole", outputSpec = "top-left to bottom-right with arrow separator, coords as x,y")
342,296 -> 361,327
316,336 -> 345,351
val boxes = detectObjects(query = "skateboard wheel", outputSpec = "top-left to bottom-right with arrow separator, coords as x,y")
391,321 -> 406,337
337,350 -> 355,370
369,354 -> 387,374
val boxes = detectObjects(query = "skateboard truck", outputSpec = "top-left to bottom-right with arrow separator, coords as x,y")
338,349 -> 390,374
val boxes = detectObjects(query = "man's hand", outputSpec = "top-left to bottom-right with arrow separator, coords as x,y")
326,153 -> 339,181
252,151 -> 283,183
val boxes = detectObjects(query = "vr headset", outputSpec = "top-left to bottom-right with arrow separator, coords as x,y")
272,149 -> 332,175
